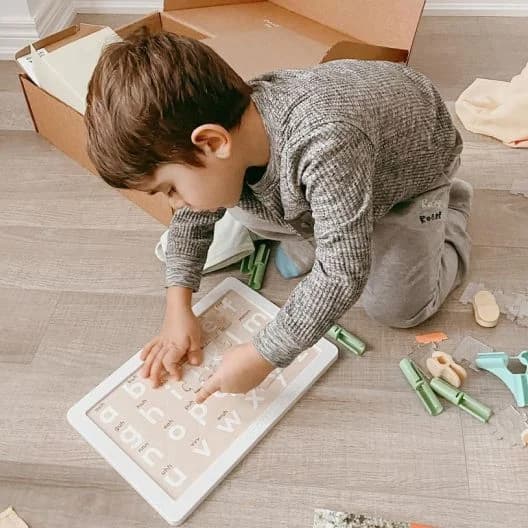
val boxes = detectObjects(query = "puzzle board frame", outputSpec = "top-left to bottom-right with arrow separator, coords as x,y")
67,277 -> 338,525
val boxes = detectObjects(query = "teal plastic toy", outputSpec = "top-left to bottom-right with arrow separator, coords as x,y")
476,350 -> 528,407
274,243 -> 302,279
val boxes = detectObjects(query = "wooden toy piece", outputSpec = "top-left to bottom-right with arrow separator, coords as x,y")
426,351 -> 467,388
472,290 -> 500,327
522,429 -> 528,447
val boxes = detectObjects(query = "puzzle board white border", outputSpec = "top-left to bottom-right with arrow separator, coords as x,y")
67,277 -> 338,525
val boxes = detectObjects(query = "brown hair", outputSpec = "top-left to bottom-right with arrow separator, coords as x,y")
85,30 -> 253,189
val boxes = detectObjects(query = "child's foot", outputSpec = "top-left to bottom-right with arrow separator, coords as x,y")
274,239 -> 315,279
448,178 -> 473,221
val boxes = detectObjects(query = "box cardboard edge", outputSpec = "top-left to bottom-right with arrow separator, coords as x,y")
18,74 -> 39,132
408,0 -> 426,60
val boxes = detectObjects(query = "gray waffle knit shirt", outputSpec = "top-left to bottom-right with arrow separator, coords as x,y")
165,59 -> 460,368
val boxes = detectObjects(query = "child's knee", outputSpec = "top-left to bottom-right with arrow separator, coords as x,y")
362,294 -> 429,329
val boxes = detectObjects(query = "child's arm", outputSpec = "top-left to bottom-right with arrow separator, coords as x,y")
165,207 -> 226,291
141,207 -> 225,386
193,124 -> 375,402
253,123 -> 376,368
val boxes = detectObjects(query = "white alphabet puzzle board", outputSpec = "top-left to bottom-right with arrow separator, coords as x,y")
67,278 -> 337,525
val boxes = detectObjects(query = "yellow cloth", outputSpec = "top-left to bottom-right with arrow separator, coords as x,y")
0,507 -> 29,528
455,62 -> 528,148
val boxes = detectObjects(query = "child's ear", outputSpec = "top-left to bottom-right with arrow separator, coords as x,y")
191,124 -> 232,160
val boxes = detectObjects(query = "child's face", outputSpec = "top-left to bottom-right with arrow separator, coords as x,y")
147,159 -> 245,213
139,124 -> 247,213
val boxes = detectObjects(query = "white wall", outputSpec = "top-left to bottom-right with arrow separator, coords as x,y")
0,1 -> 39,60
27,0 -> 45,17
0,0 -> 76,59
33,0 -> 76,36
3,1 -> 33,18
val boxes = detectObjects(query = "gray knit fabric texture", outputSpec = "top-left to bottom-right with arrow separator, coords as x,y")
165,59 -> 460,368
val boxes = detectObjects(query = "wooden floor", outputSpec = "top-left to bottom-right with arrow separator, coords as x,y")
1,14 -> 528,528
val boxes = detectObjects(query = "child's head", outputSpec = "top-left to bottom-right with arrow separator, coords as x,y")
85,31 -> 254,212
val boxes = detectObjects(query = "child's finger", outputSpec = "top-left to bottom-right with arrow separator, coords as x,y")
140,338 -> 158,361
195,374 -> 220,404
141,344 -> 161,378
149,350 -> 165,388
162,346 -> 183,380
188,337 -> 203,365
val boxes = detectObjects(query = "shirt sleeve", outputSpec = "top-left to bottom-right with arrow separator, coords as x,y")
252,122 -> 375,367
165,207 -> 225,291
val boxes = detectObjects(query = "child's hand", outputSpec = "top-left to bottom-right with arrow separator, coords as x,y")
140,307 -> 202,388
195,342 -> 275,403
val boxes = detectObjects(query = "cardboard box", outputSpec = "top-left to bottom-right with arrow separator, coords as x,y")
16,0 -> 425,226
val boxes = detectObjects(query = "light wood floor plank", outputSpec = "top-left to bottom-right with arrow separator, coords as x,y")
1,465 -> 528,528
410,16 -> 528,100
0,226 -> 166,294
469,190 -> 528,248
0,287 -> 60,364
0,92 -> 34,130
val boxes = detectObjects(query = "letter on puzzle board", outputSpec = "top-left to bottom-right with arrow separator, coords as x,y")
87,290 -> 318,499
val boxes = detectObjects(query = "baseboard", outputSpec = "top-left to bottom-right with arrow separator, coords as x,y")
424,2 -> 528,16
0,16 -> 39,60
75,0 -> 161,13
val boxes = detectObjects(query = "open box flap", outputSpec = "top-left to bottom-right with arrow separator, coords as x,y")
204,26 -> 329,79
115,12 -> 162,38
163,0 -> 262,10
16,23 -> 104,60
162,2 -> 353,44
23,23 -> 106,55
271,0 -> 425,51
163,0 -> 425,51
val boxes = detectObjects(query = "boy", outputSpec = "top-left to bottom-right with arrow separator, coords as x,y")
85,32 -> 471,403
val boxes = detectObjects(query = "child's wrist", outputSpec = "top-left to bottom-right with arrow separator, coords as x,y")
166,285 -> 193,313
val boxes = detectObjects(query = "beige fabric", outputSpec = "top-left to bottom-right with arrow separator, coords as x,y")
0,507 -> 29,528
455,62 -> 528,148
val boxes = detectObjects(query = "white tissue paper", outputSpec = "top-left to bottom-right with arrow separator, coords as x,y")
156,211 -> 255,273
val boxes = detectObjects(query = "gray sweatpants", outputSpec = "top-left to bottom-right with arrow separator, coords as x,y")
230,145 -> 471,329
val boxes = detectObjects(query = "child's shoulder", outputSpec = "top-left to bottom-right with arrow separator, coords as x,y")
250,61 -> 382,133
